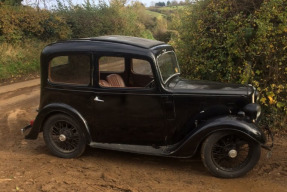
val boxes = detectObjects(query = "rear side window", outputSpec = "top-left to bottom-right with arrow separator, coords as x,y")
49,54 -> 91,85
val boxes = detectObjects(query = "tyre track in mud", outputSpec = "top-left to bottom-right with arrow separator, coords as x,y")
0,79 -> 40,112
0,79 -> 286,192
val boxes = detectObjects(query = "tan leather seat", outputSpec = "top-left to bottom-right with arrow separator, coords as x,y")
99,80 -> 110,87
106,74 -> 125,87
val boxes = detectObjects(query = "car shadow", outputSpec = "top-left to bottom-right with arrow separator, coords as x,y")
81,145 -> 208,176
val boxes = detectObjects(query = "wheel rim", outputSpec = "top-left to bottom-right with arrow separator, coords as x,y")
49,120 -> 80,153
211,135 -> 253,171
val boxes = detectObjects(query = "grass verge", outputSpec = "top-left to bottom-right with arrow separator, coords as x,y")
0,40 -> 48,83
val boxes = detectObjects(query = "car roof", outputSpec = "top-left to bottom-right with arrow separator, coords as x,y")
63,35 -> 166,49
42,36 -> 172,58
89,35 -> 165,49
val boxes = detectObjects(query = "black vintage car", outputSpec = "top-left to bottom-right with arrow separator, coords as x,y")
22,35 -> 272,178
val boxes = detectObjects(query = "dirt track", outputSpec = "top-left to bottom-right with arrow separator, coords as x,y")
0,79 -> 286,192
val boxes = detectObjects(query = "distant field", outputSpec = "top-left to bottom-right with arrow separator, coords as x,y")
147,5 -> 185,18
145,10 -> 164,18
156,5 -> 185,11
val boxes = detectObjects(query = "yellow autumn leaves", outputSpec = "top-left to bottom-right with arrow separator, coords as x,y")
172,0 -> 287,128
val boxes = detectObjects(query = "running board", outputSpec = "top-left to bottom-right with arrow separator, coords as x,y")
89,142 -> 174,157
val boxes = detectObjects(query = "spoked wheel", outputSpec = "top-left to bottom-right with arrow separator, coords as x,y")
201,132 -> 261,178
43,114 -> 87,158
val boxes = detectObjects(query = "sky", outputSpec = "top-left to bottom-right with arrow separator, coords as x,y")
72,0 -> 172,7
22,0 -> 172,8
136,0 -> 170,7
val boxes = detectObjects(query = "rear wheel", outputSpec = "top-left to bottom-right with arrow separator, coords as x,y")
201,132 -> 261,178
43,114 -> 87,158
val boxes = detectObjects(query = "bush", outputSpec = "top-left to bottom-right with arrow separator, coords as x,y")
171,0 -> 287,129
0,5 -> 71,42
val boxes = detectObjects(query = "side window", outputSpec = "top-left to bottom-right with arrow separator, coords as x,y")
132,59 -> 153,76
49,54 -> 91,85
131,59 -> 154,88
99,56 -> 125,88
99,57 -> 125,72
98,56 -> 154,88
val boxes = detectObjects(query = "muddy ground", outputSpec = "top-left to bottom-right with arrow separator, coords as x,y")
0,79 -> 286,192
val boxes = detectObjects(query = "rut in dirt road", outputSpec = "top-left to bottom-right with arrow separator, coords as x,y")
0,79 -> 40,111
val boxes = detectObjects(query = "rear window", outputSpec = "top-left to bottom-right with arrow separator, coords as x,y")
49,54 -> 91,85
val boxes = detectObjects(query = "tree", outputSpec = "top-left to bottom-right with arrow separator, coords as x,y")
155,2 -> 165,7
0,0 -> 22,6
109,0 -> 127,6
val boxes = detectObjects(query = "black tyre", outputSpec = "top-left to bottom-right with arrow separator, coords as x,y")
43,114 -> 87,158
201,132 -> 261,178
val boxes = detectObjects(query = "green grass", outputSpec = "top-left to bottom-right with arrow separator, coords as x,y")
145,10 -> 165,18
156,5 -> 185,11
0,40 -> 47,80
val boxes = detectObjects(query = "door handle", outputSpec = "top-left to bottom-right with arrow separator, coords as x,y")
94,96 -> 104,102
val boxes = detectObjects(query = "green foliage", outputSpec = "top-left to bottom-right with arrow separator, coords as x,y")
171,0 -> 287,129
0,5 -> 70,82
54,1 -> 149,38
147,5 -> 184,41
0,5 -> 71,42
155,2 -> 166,7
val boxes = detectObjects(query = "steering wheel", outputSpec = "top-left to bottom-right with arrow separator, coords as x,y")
145,79 -> 155,88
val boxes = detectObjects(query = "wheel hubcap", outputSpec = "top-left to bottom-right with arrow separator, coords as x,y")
49,120 -> 81,153
59,134 -> 67,142
211,134 -> 253,172
228,149 -> 238,158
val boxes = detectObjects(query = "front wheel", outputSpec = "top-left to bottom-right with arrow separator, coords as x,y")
201,132 -> 261,178
43,114 -> 87,158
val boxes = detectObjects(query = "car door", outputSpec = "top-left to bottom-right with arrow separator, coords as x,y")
90,56 -> 167,145
45,53 -> 99,137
